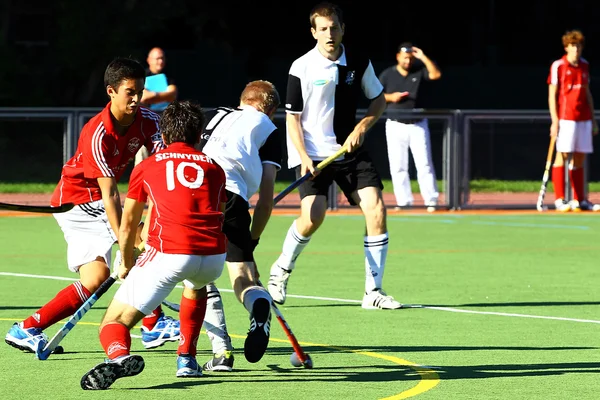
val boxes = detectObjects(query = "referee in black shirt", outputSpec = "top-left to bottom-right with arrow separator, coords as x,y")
378,43 -> 441,212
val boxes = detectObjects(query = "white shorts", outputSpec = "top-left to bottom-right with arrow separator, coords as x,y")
556,120 -> 593,154
114,246 -> 226,315
53,200 -> 116,272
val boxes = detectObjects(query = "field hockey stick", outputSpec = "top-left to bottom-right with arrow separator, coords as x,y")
274,147 -> 347,205
37,241 -> 146,360
536,135 -> 557,212
162,283 -> 313,368
256,279 -> 312,368
0,202 -> 74,213
270,301 -> 313,368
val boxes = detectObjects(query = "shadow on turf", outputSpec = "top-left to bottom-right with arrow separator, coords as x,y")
422,362 -> 600,380
261,345 -> 597,355
122,361 -> 600,388
426,301 -> 600,307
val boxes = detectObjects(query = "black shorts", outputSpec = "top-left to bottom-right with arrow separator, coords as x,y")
222,190 -> 254,263
297,150 -> 383,206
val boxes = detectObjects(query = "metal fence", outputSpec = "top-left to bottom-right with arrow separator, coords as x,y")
1,107 -> 597,210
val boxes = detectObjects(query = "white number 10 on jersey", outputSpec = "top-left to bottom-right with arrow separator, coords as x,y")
166,160 -> 205,191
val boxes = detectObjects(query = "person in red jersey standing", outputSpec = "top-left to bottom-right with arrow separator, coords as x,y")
548,30 -> 599,212
4,57 -> 172,356
80,100 -> 228,389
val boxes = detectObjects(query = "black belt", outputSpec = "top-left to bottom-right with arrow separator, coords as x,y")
388,118 -> 423,124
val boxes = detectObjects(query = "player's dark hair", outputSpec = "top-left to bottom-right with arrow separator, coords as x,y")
310,2 -> 343,29
104,57 -> 146,92
160,101 -> 205,145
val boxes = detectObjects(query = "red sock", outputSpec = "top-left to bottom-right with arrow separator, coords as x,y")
142,305 -> 163,331
569,167 -> 584,201
552,165 -> 565,200
177,296 -> 207,357
23,282 -> 91,330
99,322 -> 131,360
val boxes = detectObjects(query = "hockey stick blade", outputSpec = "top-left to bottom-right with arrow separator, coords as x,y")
0,202 -> 74,214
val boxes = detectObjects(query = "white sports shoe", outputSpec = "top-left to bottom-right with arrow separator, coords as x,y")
569,200 -> 582,212
426,199 -> 438,213
267,263 -> 291,305
554,199 -> 571,212
361,289 -> 403,310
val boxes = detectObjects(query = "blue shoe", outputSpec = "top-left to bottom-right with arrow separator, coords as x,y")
81,355 -> 145,390
141,313 -> 180,349
5,322 -> 48,353
177,354 -> 202,378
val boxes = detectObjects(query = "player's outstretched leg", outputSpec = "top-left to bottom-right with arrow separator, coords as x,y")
268,220 -> 311,304
362,232 -> 402,310
242,287 -> 272,363
81,355 -> 145,390
202,283 -> 235,372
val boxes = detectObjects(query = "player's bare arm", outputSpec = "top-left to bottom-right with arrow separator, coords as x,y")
118,198 -> 146,279
286,112 -> 315,176
548,84 -> 559,137
97,176 -> 123,243
585,86 -> 598,134
343,93 -> 386,153
250,164 -> 278,241
411,47 -> 442,80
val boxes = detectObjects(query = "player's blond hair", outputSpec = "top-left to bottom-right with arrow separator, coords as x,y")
562,30 -> 585,47
240,80 -> 280,115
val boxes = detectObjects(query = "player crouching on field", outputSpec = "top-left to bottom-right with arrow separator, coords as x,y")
81,101 -> 228,390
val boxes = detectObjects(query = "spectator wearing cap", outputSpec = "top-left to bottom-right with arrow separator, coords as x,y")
378,42 -> 441,211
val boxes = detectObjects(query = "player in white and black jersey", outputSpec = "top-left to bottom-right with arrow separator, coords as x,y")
197,80 -> 282,370
268,2 -> 402,310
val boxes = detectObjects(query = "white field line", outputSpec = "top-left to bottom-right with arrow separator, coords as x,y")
1,271 -> 599,324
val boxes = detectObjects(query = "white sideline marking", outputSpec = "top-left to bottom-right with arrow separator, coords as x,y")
2,271 -> 600,324
422,306 -> 600,324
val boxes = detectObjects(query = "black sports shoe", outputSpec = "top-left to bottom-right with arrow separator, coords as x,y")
203,350 -> 234,372
80,355 -> 145,390
243,298 -> 271,363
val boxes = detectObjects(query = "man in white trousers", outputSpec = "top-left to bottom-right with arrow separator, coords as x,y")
378,43 -> 441,211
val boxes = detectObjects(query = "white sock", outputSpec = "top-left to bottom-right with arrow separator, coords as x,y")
364,233 -> 389,293
276,220 -> 311,271
202,283 -> 233,354
242,286 -> 272,314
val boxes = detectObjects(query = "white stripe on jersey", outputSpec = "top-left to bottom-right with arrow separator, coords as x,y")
91,123 -> 113,177
549,59 -> 564,86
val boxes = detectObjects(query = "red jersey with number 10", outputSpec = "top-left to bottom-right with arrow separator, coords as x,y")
127,142 -> 227,255
547,55 -> 591,121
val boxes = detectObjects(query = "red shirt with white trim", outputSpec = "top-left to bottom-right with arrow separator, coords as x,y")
51,103 -> 164,206
547,55 -> 591,121
127,142 -> 227,255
